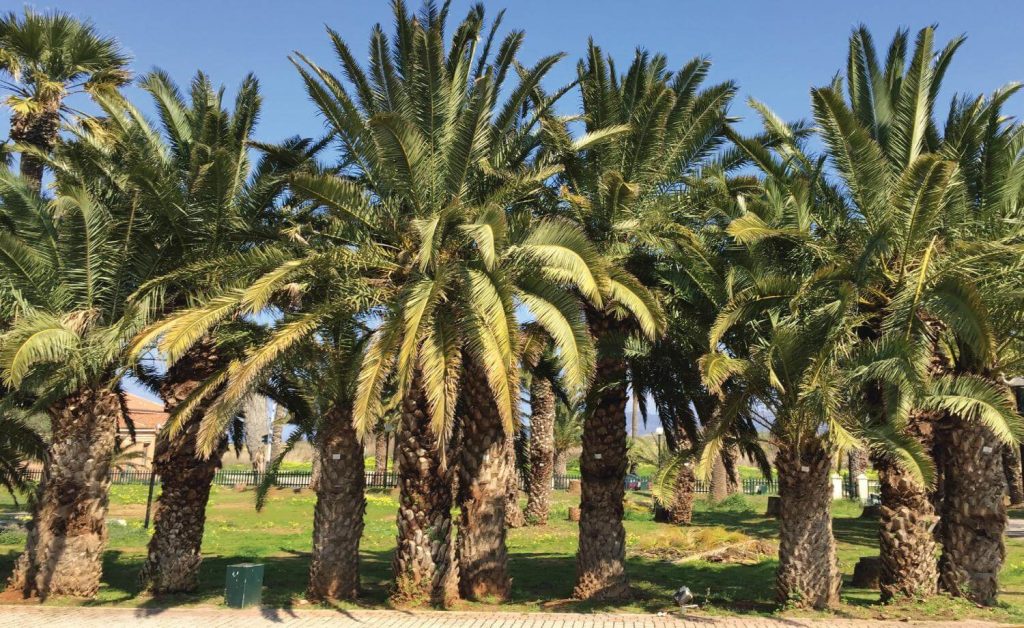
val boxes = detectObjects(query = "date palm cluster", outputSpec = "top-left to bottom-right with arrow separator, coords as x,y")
1,2 -> 1022,611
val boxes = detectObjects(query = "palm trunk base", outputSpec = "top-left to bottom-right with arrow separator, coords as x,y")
139,423 -> 224,594
775,440 -> 840,609
939,420 -> 1006,606
392,381 -> 458,607
877,460 -> 938,601
455,365 -> 511,601
504,435 -> 526,530
573,312 -> 631,601
573,396 -> 630,601
524,377 -> 555,526
8,386 -> 119,599
307,408 -> 365,602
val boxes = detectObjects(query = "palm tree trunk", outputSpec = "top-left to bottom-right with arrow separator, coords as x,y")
525,376 -> 555,525
939,419 -> 1006,605
392,371 -> 457,606
374,429 -> 389,475
849,447 -> 869,499
454,363 -> 511,601
504,429 -> 526,528
10,99 -> 60,190
1003,444 -> 1023,505
573,309 -> 630,601
8,386 -> 119,599
307,405 -> 365,601
710,453 -> 730,502
654,463 -> 696,524
139,343 -> 224,594
876,457 -> 939,600
554,451 -> 568,477
721,445 -> 740,494
775,438 -> 840,609
668,428 -> 696,523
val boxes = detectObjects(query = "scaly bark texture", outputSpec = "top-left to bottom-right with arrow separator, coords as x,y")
307,405 -> 365,601
1003,444 -> 1024,505
8,385 -> 119,599
554,451 -> 568,477
139,343 -> 225,594
848,448 -> 870,499
392,372 -> 458,607
10,100 -> 60,189
876,458 -> 938,600
939,419 -> 1006,606
525,376 -> 555,525
504,429 -> 526,528
710,452 -> 730,502
374,430 -> 389,475
721,445 -> 740,494
775,439 -> 841,609
573,310 -> 630,601
654,463 -> 696,525
455,364 -> 511,601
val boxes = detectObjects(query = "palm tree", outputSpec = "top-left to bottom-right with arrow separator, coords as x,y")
553,400 -> 583,476
0,9 -> 129,188
713,30 -> 1024,604
88,70 -> 318,594
287,2 -> 608,604
521,326 -> 568,525
543,44 -> 733,598
138,223 -> 388,601
809,25 -> 1024,603
930,85 -> 1024,604
0,165 -> 159,598
703,290 -> 855,608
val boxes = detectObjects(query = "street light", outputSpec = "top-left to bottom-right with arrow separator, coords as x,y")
654,426 -> 664,461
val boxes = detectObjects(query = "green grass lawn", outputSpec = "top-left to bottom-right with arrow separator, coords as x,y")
1,486 -> 1022,622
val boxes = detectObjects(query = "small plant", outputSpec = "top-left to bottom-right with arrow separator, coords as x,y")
704,494 -> 755,513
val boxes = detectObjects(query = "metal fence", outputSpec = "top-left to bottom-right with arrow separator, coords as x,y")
24,469 -> 880,497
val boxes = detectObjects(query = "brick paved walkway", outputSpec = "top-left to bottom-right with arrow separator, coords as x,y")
0,606 -> 1006,627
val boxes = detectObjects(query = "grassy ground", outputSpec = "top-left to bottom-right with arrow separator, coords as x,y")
1,486 -> 1022,623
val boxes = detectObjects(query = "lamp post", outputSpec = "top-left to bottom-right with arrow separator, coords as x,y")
654,426 -> 664,463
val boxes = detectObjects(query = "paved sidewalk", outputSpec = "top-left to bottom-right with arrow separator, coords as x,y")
0,606 -> 1006,627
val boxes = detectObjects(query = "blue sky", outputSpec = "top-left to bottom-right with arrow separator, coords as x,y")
6,0 -> 1022,141
5,0 -> 1022,425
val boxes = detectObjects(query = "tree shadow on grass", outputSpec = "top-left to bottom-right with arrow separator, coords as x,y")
0,546 -> 398,613
508,550 -> 778,614
689,508 -> 878,550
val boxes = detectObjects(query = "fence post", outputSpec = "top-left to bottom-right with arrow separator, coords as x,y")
831,473 -> 842,499
856,473 -> 869,504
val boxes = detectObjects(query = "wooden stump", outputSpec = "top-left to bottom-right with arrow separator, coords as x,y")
765,495 -> 781,517
567,479 -> 581,495
852,556 -> 881,588
568,507 -> 581,522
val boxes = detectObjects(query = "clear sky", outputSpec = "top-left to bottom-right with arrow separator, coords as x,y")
4,0 -> 1022,423
6,0 -> 1022,142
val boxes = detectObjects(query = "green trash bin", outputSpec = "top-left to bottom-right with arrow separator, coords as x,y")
225,562 -> 263,608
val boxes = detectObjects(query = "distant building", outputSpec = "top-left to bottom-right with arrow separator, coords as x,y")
119,393 -> 167,468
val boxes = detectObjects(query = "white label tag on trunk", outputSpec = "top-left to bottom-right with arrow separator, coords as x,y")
331,453 -> 341,460
982,446 -> 993,454
801,466 -> 810,473
594,453 -> 602,460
